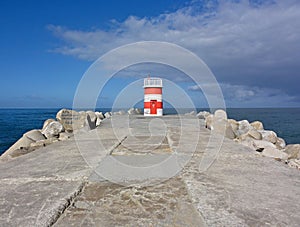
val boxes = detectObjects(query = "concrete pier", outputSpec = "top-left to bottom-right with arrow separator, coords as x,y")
0,115 -> 299,226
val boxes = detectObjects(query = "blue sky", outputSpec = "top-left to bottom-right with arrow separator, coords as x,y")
0,0 -> 300,108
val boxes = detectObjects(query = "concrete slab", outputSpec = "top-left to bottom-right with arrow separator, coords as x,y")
54,178 -> 206,227
0,179 -> 85,226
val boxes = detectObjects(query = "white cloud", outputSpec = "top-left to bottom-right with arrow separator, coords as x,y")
188,82 -> 298,107
48,0 -> 300,106
48,0 -> 300,66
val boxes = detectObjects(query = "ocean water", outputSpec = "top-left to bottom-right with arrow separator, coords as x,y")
0,108 -> 300,155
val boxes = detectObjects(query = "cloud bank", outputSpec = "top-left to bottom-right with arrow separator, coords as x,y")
48,0 -> 300,107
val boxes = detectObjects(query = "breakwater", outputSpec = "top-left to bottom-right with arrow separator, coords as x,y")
0,112 -> 299,226
1,108 -> 300,155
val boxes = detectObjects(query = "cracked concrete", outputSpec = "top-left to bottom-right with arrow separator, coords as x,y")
0,115 -> 299,226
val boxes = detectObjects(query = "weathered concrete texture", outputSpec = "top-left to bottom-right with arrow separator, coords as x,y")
0,180 -> 85,226
54,178 -> 205,227
183,139 -> 300,226
0,115 -> 299,226
0,120 -> 121,226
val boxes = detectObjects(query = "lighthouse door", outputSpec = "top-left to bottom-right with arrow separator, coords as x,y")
150,100 -> 157,114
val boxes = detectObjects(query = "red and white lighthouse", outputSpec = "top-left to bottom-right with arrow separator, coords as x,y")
144,77 -> 163,116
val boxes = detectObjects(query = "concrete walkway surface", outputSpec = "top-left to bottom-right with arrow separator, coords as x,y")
0,115 -> 299,226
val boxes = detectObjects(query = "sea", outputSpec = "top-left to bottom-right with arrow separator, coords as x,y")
0,108 -> 300,155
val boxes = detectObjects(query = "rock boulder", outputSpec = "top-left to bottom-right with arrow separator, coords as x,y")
284,144 -> 300,159
237,129 -> 262,142
30,137 -> 58,149
104,112 -> 112,118
228,119 -> 239,136
127,108 -> 135,115
214,109 -> 227,120
42,121 -> 64,138
205,114 -> 214,129
260,130 -> 277,144
237,120 -> 252,136
56,109 -> 87,132
287,159 -> 300,169
58,132 -> 72,141
86,111 -> 97,123
42,119 -> 56,130
262,147 -> 288,160
96,118 -> 102,127
196,111 -> 210,119
238,138 -> 256,150
2,136 -> 33,158
113,110 -> 126,115
248,129 -> 262,140
250,121 -> 264,130
24,129 -> 45,142
85,114 -> 96,130
135,108 -> 142,114
275,137 -> 286,150
253,139 -> 276,151
95,112 -> 105,120
211,119 -> 236,139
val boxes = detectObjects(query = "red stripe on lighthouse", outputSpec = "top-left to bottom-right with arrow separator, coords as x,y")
144,101 -> 163,108
144,87 -> 162,94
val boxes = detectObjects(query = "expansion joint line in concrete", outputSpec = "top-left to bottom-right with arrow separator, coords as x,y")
49,180 -> 87,226
109,135 -> 128,155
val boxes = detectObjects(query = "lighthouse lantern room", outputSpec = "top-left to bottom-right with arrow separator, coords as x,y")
144,77 -> 163,116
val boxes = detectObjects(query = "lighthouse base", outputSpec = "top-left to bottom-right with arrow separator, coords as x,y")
144,108 -> 163,116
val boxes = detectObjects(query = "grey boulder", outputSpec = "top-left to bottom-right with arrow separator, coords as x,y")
42,121 -> 64,139
127,108 -> 136,115
252,139 -> 277,151
228,119 -> 239,135
104,112 -> 112,118
42,119 -> 56,129
86,111 -> 97,123
24,129 -> 45,142
196,111 -> 210,119
237,120 -> 252,136
56,109 -> 87,132
275,137 -> 286,150
85,114 -> 96,130
262,147 -> 288,160
96,117 -> 102,127
284,144 -> 300,159
214,109 -> 227,120
134,108 -> 142,114
287,159 -> 300,169
247,129 -> 262,140
58,132 -> 72,141
1,136 -> 33,159
211,119 -> 236,139
95,112 -> 105,120
250,121 -> 264,130
205,114 -> 214,129
260,130 -> 277,144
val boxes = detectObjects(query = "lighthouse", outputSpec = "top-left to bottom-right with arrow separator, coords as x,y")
144,77 -> 163,116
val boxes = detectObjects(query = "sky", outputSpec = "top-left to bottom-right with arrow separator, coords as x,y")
0,0 -> 300,108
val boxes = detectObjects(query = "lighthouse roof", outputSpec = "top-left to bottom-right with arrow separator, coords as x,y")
143,77 -> 163,88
